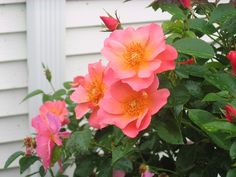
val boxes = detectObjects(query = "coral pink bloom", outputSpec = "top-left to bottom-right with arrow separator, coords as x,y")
179,0 -> 191,8
70,60 -> 110,129
113,170 -> 126,177
101,23 -> 177,91
225,105 -> 236,122
71,76 -> 84,88
98,78 -> 170,138
40,101 -> 69,125
32,113 -> 70,170
100,16 -> 120,31
227,50 -> 236,75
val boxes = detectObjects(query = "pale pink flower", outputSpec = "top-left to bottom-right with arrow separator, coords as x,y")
40,101 -> 69,125
101,23 -> 177,91
32,113 -> 70,170
98,78 -> 170,138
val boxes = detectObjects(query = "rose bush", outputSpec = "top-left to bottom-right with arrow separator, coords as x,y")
4,1 -> 236,177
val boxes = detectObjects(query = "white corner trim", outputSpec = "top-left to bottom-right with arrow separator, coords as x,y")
26,0 -> 65,121
26,0 -> 65,175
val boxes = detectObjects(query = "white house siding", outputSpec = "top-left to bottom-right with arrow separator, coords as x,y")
0,0 -> 28,177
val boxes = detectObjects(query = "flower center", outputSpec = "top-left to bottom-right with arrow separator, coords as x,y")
124,91 -> 149,117
87,79 -> 105,105
123,42 -> 145,69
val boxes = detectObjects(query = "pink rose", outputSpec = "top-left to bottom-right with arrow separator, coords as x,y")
101,23 -> 177,91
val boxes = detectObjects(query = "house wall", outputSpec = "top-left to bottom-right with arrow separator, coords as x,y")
0,0 -> 28,176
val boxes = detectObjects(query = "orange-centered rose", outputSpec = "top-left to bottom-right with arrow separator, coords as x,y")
101,23 -> 177,91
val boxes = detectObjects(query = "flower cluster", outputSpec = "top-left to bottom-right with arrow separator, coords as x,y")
31,101 -> 70,170
71,23 -> 177,138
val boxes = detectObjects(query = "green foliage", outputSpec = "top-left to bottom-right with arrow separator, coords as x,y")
189,109 -> 232,150
189,18 -> 216,34
112,144 -> 134,165
156,116 -> 184,145
227,169 -> 236,177
205,73 -> 236,97
209,4 -> 236,24
21,89 -> 44,102
19,156 -> 39,174
159,3 -> 185,20
66,126 -> 92,154
4,151 -> 24,168
202,91 -> 230,102
173,38 -> 215,58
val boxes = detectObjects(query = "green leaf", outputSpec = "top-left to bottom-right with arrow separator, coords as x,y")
39,166 -> 46,177
4,151 -> 24,169
159,3 -> 185,20
176,64 -> 210,78
176,145 -> 197,172
205,73 -> 236,97
188,109 -> 232,150
162,20 -> 184,34
42,93 -> 53,102
19,156 -> 39,174
63,81 -> 72,90
21,89 -> 44,103
74,156 -> 96,177
51,146 -> 62,165
156,116 -> 184,145
169,85 -> 191,106
184,80 -> 203,98
114,158 -> 133,172
222,14 -> 236,35
97,158 -> 112,177
52,89 -> 66,99
202,91 -> 230,102
189,18 -> 216,34
183,31 -> 197,38
66,126 -> 92,154
209,4 -> 236,24
230,142 -> 236,160
203,121 -> 236,134
227,169 -> 236,177
112,145 -> 134,165
173,38 -> 215,58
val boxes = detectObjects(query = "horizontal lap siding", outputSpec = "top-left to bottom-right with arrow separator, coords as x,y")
0,2 -> 28,177
65,0 -> 170,81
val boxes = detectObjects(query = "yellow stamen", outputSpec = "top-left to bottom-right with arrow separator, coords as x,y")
124,92 -> 149,117
123,42 -> 145,69
87,79 -> 105,105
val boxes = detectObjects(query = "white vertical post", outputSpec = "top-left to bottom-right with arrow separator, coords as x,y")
26,0 -> 65,175
26,0 -> 65,122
